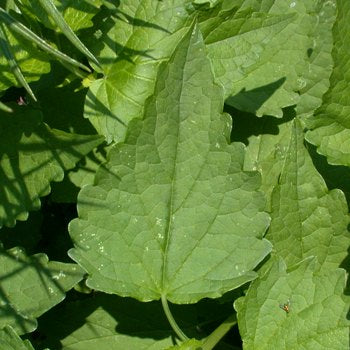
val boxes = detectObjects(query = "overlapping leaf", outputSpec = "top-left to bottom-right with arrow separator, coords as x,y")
235,258 -> 349,350
0,25 -> 50,92
85,0 -> 336,143
32,294 -> 176,350
18,0 -> 102,33
0,105 -> 103,227
84,0 -> 300,142
223,0 -> 336,118
69,24 -> 271,304
84,0 -> 193,142
0,326 -> 40,350
32,293 -> 233,350
306,0 -> 350,166
0,246 -> 84,334
266,119 -> 350,272
229,107 -> 295,210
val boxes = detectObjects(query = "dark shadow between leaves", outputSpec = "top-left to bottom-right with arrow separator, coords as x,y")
306,142 -> 350,207
225,104 -> 296,145
226,77 -> 286,115
30,292 -> 236,349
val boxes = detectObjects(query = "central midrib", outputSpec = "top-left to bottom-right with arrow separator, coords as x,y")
160,33 -> 193,295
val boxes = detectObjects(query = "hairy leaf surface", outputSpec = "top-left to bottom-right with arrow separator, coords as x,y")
0,247 -> 84,334
69,24 -> 271,303
0,106 -> 103,227
306,0 -> 350,166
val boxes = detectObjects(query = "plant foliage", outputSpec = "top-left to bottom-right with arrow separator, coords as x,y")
0,0 -> 348,349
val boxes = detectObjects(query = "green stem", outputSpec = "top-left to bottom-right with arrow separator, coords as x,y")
161,294 -> 188,342
201,314 -> 237,350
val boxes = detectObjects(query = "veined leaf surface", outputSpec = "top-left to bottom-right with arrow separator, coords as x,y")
306,0 -> 350,166
0,247 -> 84,334
0,326 -> 38,350
69,24 -> 271,304
235,258 -> 349,350
267,119 -> 350,272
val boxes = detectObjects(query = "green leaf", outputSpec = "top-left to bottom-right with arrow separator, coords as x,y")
235,258 -> 349,350
228,107 -> 295,211
58,0 -> 102,32
36,0 -> 100,66
0,23 -> 37,101
0,246 -> 84,334
20,0 -> 102,32
85,0 -> 335,142
0,326 -> 38,350
0,24 -> 50,93
84,1 -> 296,142
69,24 -> 271,304
0,101 -> 13,113
223,0 -> 336,117
84,0 -> 192,142
0,6 -> 91,72
0,105 -> 104,228
266,119 -> 350,271
306,0 -> 350,166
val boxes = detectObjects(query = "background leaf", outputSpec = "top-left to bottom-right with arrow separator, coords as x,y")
223,0 -> 336,118
0,105 -> 103,227
0,247 -> 84,334
31,293 -> 235,350
235,258 -> 349,350
306,0 -> 350,166
0,326 -> 39,350
266,119 -> 350,272
69,24 -> 271,304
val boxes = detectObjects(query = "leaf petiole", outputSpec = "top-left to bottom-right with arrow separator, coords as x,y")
201,314 -> 237,350
161,294 -> 188,342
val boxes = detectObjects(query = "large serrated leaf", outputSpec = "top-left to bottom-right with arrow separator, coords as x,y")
0,246 -> 84,334
0,105 -> 104,228
266,119 -> 350,272
305,0 -> 350,166
235,258 -> 349,350
69,24 -> 271,304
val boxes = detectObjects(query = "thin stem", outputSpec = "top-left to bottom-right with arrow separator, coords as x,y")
161,294 -> 188,342
201,314 -> 237,350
